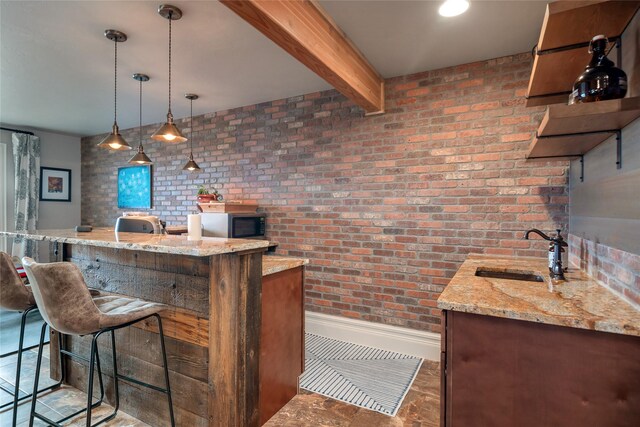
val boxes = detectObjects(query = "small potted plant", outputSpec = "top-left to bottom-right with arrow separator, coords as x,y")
197,185 -> 223,203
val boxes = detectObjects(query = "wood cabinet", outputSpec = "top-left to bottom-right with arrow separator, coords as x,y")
259,266 -> 305,425
440,310 -> 640,427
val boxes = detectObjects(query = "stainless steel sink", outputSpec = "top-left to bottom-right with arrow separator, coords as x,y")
475,267 -> 544,282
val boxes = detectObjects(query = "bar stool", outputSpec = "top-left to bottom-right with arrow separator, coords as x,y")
0,252 -> 65,426
21,257 -> 175,427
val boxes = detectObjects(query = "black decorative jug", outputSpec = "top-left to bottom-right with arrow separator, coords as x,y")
569,35 -> 627,104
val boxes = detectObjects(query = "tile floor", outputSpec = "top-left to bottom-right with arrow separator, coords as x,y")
0,345 -> 147,426
0,346 -> 439,426
266,360 -> 440,426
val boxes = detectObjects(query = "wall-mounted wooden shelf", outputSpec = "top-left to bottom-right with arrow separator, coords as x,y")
527,97 -> 640,160
525,1 -> 640,107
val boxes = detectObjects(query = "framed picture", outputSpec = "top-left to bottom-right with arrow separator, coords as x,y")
118,165 -> 152,209
40,167 -> 71,202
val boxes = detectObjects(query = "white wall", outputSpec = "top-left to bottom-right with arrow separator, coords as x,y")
0,127 -> 81,259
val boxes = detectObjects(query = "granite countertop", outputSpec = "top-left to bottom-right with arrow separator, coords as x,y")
263,255 -> 309,276
0,228 -> 270,257
437,254 -> 640,337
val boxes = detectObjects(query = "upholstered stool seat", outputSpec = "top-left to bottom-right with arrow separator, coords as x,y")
0,252 -> 36,311
22,257 -> 175,427
91,296 -> 166,331
0,252 -> 65,426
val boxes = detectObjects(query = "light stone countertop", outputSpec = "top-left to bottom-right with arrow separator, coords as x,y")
0,228 -> 270,257
263,255 -> 308,276
437,254 -> 640,337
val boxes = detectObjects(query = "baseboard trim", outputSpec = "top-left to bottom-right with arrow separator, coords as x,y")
305,311 -> 441,361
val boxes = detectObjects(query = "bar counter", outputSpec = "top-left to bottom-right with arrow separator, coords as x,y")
2,227 -> 270,256
1,228 -> 306,426
437,254 -> 640,336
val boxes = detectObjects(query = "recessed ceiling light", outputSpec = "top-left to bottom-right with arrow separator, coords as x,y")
439,0 -> 470,17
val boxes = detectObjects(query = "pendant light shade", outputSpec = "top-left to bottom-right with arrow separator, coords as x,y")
98,29 -> 132,151
99,124 -> 130,150
152,120 -> 185,142
152,5 -> 187,143
129,146 -> 153,164
183,154 -> 200,172
183,93 -> 201,172
129,73 -> 152,165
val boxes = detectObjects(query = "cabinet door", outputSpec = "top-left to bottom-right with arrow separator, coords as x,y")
259,267 -> 304,425
446,311 -> 640,427
440,310 -> 448,427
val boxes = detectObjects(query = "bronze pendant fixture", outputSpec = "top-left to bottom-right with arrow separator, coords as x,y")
98,29 -> 132,150
183,93 -> 201,172
152,4 -> 187,143
129,73 -> 152,165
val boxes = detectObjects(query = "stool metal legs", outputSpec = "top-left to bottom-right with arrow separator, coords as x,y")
29,313 -> 175,427
0,306 -> 62,427
97,313 -> 175,427
156,313 -> 176,427
29,324 -> 105,427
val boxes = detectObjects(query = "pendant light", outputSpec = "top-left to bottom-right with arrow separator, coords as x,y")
129,74 -> 153,165
152,4 -> 187,143
183,94 -> 201,172
98,29 -> 132,150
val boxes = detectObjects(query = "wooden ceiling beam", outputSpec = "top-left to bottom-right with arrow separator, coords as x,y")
220,0 -> 385,114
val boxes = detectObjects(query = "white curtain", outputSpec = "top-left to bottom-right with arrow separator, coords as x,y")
12,133 -> 40,258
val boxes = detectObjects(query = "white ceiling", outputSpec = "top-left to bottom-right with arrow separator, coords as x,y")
0,1 -> 547,137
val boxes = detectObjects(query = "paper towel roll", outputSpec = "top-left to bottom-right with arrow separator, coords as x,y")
187,214 -> 202,241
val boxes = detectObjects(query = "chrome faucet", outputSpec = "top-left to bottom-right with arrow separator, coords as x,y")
524,228 -> 568,281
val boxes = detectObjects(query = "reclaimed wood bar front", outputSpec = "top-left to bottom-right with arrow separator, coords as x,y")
1,228 -> 304,426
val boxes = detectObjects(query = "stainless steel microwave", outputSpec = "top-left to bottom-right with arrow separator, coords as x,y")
201,213 -> 266,239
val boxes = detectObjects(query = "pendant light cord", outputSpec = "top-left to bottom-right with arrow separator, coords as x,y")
190,99 -> 193,152
139,79 -> 143,148
168,13 -> 172,114
114,40 -> 118,125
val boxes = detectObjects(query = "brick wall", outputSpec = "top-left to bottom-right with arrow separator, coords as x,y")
81,52 -> 569,333
569,234 -> 640,309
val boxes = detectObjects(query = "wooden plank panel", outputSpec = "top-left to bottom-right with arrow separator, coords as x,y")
537,1 -> 640,51
527,133 -> 609,159
135,307 -> 209,348
115,325 -> 209,383
71,284 -> 210,350
62,325 -> 209,398
68,257 -> 210,315
526,92 -> 573,107
220,0 -> 384,114
65,333 -> 208,419
65,358 -> 207,426
49,330 -> 63,382
527,97 -> 640,159
208,252 -> 262,427
539,97 -> 640,136
67,245 -> 210,278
